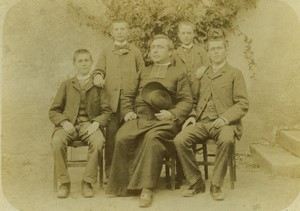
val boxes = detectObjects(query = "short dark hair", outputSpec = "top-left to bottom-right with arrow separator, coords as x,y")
206,28 -> 228,48
73,49 -> 93,62
178,21 -> 195,32
111,19 -> 129,30
150,34 -> 174,50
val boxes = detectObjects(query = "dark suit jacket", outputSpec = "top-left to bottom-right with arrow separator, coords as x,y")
49,77 -> 112,129
93,42 -> 145,112
174,44 -> 210,83
191,63 -> 249,139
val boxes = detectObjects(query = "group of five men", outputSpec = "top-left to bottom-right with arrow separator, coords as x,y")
49,20 -> 249,208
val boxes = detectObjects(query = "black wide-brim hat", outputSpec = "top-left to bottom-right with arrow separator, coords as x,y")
141,82 -> 174,111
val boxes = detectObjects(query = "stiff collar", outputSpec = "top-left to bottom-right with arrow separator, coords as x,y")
76,74 -> 91,82
212,61 -> 226,73
182,43 -> 193,49
114,40 -> 127,46
153,62 -> 171,67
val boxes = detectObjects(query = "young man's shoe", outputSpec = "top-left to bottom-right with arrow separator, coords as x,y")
182,178 -> 205,197
210,184 -> 224,201
57,182 -> 70,198
139,188 -> 153,207
81,180 -> 94,198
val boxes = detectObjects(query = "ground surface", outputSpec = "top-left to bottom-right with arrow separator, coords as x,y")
1,152 -> 300,211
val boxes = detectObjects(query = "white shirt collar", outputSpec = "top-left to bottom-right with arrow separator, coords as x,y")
154,62 -> 171,67
114,40 -> 127,46
182,43 -> 193,49
76,74 -> 91,82
212,61 -> 226,73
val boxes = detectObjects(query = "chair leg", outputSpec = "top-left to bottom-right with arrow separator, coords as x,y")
170,155 -> 176,191
202,143 -> 209,180
54,163 -> 57,192
229,142 -> 236,189
99,150 -> 104,189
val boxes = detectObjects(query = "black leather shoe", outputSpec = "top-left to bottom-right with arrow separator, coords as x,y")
182,179 -> 206,197
57,182 -> 70,198
210,184 -> 224,201
81,181 -> 94,198
139,188 -> 153,207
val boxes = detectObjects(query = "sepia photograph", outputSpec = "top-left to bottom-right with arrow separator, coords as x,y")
1,0 -> 300,210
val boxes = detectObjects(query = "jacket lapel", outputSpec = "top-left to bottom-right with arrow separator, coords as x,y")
71,77 -> 81,91
176,47 -> 186,63
192,45 -> 202,65
71,76 -> 94,91
208,63 -> 228,80
85,78 -> 94,91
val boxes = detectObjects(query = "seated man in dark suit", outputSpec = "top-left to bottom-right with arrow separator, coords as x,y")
174,31 -> 249,201
49,49 -> 111,198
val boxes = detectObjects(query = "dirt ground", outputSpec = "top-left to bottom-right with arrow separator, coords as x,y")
1,151 -> 300,211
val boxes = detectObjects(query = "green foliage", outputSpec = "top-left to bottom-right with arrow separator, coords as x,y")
68,0 -> 257,75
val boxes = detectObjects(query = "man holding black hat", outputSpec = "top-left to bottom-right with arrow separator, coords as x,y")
105,34 -> 192,207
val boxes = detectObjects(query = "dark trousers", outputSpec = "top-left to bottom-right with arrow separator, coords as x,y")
174,121 -> 234,187
51,122 -> 105,184
104,109 -> 121,177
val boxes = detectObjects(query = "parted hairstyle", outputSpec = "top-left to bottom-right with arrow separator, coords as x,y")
73,49 -> 93,62
150,34 -> 174,50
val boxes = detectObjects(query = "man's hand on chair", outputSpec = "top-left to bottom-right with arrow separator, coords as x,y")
182,116 -> 196,130
62,121 -> 75,134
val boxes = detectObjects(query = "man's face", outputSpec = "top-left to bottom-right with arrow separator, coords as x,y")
178,24 -> 195,45
150,38 -> 172,64
207,40 -> 227,65
111,22 -> 129,42
73,53 -> 92,75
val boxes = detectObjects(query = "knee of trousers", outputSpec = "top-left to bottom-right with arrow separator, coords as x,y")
88,132 -> 104,152
218,136 -> 234,147
51,133 -> 67,151
217,126 -> 235,147
173,132 -> 192,149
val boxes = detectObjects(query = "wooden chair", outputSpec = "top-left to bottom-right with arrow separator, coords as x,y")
195,139 -> 236,189
53,140 -> 105,191
164,153 -> 176,190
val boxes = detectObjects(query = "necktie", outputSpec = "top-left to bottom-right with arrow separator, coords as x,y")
115,44 -> 130,50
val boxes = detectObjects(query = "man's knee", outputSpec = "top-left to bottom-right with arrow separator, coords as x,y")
51,130 -> 68,151
173,130 -> 195,150
173,132 -> 186,147
218,126 -> 235,147
143,132 -> 164,152
88,130 -> 104,151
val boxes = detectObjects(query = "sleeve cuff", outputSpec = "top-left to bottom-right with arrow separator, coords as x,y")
220,117 -> 229,124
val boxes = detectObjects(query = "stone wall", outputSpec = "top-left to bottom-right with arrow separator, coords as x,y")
2,0 -> 300,154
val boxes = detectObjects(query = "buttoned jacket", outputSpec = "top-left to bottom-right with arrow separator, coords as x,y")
49,77 -> 112,129
174,44 -> 210,84
94,42 -> 145,112
191,63 -> 249,138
